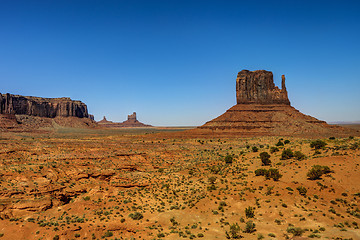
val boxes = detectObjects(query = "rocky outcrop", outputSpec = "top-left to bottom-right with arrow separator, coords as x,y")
195,70 -> 359,137
236,70 -> 290,105
0,93 -> 90,118
98,112 -> 152,128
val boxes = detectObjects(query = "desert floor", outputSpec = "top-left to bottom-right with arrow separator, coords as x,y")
0,127 -> 359,240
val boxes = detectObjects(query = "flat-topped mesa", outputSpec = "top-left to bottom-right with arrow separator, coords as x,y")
0,93 -> 89,118
236,70 -> 290,105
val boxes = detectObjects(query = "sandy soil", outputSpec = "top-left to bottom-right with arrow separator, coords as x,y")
0,128 -> 359,240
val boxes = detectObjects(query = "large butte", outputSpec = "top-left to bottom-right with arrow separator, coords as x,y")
194,70 -> 358,137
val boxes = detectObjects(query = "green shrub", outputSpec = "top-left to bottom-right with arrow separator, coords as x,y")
260,152 -> 271,166
281,149 -> 294,160
276,140 -> 284,146
129,212 -> 143,220
310,140 -> 327,150
83,196 -> 90,201
157,233 -> 165,238
268,233 -> 276,238
208,176 -> 217,184
287,226 -> 305,236
255,168 -> 268,176
252,146 -> 259,152
224,155 -> 233,164
254,168 -> 282,181
103,231 -> 113,237
226,223 -> 242,239
245,206 -> 255,218
296,186 -> 307,196
266,168 -> 282,181
284,140 -> 290,144
294,151 -> 306,160
307,165 -> 332,180
270,147 -> 279,153
244,221 -> 256,233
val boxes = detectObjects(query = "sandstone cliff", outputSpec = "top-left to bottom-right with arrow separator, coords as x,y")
0,93 -> 89,118
236,70 -> 290,105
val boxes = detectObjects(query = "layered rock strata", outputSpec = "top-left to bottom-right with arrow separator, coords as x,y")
236,70 -> 290,105
0,93 -> 96,131
0,93 -> 89,118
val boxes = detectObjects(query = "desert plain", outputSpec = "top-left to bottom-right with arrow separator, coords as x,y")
0,126 -> 359,240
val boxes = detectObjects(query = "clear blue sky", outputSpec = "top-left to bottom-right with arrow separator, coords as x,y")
1,0 -> 359,126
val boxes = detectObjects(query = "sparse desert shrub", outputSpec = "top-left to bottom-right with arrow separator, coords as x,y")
281,148 -> 294,160
296,186 -> 307,196
266,168 -> 282,181
244,221 -> 256,233
257,233 -> 265,239
245,206 -> 255,218
102,231 -> 113,238
329,137 -> 335,140
83,196 -> 90,201
208,176 -> 217,184
129,212 -> 143,220
287,226 -> 305,236
260,152 -> 271,166
53,235 -> 59,240
255,168 -> 268,176
276,139 -> 284,147
284,140 -> 290,144
226,223 -> 242,239
252,146 -> 259,152
209,165 -> 221,174
310,140 -> 327,150
294,151 -> 306,160
270,146 -> 279,153
157,233 -> 165,238
225,155 -> 233,164
254,168 -> 282,181
350,142 -> 359,150
307,165 -> 332,180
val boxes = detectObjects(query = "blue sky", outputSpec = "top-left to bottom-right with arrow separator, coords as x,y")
1,0 -> 359,126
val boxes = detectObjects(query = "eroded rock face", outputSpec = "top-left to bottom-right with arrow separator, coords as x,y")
0,93 -> 89,118
236,70 -> 290,105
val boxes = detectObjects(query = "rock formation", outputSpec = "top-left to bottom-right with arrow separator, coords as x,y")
195,70 -> 358,137
0,93 -> 96,131
236,70 -> 290,105
0,93 -> 90,118
98,112 -> 152,128
98,116 -> 113,124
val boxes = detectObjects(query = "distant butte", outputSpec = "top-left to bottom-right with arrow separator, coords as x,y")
194,70 -> 359,137
98,112 -> 152,128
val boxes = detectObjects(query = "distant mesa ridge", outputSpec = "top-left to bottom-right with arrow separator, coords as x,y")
196,69 -> 358,136
0,93 -> 90,118
0,93 -> 96,131
98,112 -> 152,128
